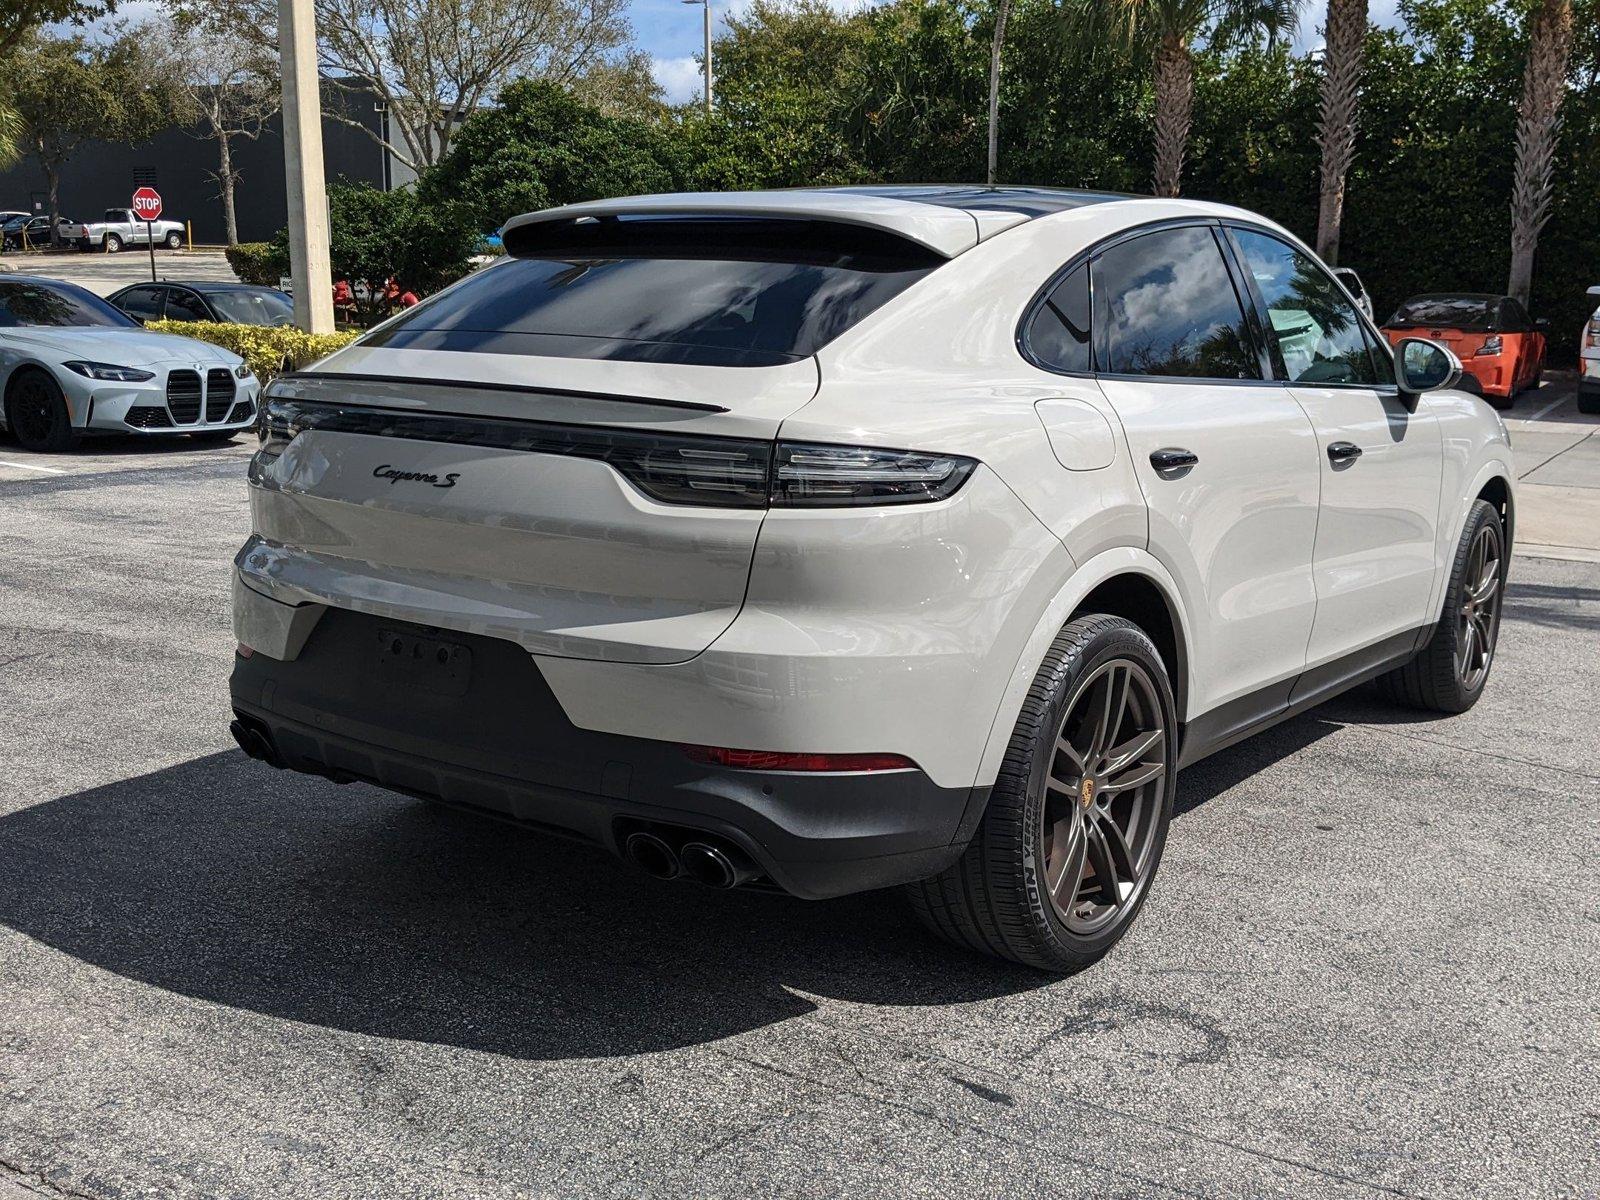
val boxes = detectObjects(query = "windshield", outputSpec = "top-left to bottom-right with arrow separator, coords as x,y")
0,280 -> 139,328
363,217 -> 942,367
1389,296 -> 1498,330
206,288 -> 295,326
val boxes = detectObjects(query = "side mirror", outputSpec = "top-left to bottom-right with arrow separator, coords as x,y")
1395,336 -> 1462,399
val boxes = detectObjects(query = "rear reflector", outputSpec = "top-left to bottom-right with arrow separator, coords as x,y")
681,748 -> 921,774
681,745 -> 916,772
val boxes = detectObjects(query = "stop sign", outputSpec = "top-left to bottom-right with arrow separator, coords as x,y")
131,186 -> 163,222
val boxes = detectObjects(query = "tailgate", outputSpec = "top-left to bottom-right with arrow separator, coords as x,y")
239,358 -> 818,664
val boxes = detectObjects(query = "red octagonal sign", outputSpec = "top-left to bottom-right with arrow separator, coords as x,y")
131,186 -> 163,222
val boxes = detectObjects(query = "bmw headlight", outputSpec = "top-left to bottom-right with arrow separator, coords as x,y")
62,361 -> 155,382
234,363 -> 254,380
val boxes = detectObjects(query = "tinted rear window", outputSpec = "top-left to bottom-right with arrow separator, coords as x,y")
1389,296 -> 1498,330
363,218 -> 942,367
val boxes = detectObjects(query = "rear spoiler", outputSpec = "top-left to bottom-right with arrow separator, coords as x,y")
501,192 -> 1028,260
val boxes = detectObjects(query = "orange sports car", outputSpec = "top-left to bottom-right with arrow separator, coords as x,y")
1382,293 -> 1547,408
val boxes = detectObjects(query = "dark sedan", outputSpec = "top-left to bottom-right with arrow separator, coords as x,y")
107,281 -> 295,327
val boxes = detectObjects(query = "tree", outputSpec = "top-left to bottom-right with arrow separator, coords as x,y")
987,0 -> 1014,182
272,182 -> 479,322
0,103 -> 19,171
7,32 -> 191,239
141,15 -> 280,246
1313,0 -> 1367,263
1065,0 -> 1299,196
0,0 -> 115,61
1507,0 -> 1574,303
420,80 -> 681,232
181,0 -> 649,175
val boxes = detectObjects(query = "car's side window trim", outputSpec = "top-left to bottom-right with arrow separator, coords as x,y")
1017,216 -> 1280,387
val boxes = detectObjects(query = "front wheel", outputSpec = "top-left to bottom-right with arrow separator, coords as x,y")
5,369 -> 79,452
103,234 -> 122,253
905,614 -> 1176,973
1376,499 -> 1505,713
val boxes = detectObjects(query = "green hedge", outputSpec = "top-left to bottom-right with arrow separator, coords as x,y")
146,319 -> 358,381
225,242 -> 288,287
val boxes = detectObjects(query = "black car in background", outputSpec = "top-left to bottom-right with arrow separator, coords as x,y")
107,281 -> 295,327
2,214 -> 76,250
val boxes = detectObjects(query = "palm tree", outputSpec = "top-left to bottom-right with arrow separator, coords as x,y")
1507,0 -> 1573,305
1313,0 -> 1367,264
1068,0 -> 1298,198
986,0 -> 1014,184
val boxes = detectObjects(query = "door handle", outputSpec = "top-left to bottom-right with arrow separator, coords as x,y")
1149,447 -> 1199,474
1327,441 -> 1363,464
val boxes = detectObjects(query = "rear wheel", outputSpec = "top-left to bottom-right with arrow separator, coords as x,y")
103,233 -> 122,253
1376,499 -> 1505,713
164,230 -> 182,250
905,614 -> 1176,973
5,369 -> 78,452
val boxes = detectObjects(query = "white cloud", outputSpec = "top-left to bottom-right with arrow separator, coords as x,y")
651,55 -> 706,105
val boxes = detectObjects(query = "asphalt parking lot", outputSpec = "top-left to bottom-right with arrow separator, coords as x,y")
0,248 -> 241,296
1,388 -> 1597,1199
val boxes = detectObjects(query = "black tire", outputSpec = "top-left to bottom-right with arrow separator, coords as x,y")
1376,499 -> 1505,713
5,368 -> 78,452
905,614 -> 1177,973
1580,387 -> 1600,416
103,233 -> 122,253
165,231 -> 182,250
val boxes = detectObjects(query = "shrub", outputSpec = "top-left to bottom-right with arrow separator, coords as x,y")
146,319 -> 359,380
225,242 -> 288,287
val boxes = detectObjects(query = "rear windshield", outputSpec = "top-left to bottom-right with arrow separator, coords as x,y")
0,280 -> 136,328
362,217 -> 943,367
1388,296 -> 1498,330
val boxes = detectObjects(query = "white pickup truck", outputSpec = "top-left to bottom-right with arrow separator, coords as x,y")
62,208 -> 186,253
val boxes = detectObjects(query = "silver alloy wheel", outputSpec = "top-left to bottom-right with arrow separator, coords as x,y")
1457,521 -> 1503,690
1040,658 -> 1168,935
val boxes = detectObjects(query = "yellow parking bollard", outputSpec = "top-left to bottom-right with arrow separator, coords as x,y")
187,220 -> 193,250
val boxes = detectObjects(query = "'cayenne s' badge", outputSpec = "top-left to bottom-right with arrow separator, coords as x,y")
373,464 -> 460,489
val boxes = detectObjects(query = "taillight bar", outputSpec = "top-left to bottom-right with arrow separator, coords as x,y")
258,397 -> 976,509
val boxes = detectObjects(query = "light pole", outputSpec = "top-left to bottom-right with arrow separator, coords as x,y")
682,0 -> 712,114
279,0 -> 334,334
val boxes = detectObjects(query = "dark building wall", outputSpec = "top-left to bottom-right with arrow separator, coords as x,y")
0,82 -> 387,244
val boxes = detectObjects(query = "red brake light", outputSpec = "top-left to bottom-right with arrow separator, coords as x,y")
681,745 -> 917,772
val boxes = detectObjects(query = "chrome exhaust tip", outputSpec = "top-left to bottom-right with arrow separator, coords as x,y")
623,831 -> 681,881
680,842 -> 759,890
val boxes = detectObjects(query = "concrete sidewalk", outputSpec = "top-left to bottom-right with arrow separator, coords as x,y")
1504,372 -> 1600,562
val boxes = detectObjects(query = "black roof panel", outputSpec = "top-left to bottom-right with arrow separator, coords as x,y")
812,184 -> 1140,218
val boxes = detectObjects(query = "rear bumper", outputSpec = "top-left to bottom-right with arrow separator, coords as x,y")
229,608 -> 985,899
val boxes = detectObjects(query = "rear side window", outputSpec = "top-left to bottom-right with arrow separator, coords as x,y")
116,285 -> 166,322
1093,226 -> 1261,380
364,217 -> 943,367
1023,264 -> 1092,373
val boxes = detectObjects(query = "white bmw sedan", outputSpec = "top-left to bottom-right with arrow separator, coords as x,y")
0,275 -> 260,451
229,187 -> 1513,971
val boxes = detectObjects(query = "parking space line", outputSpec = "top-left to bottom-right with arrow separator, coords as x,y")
0,459 -> 67,475
1524,391 -> 1571,422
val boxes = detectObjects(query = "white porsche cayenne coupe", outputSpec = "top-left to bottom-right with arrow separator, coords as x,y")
0,275 -> 260,451
229,187 -> 1513,972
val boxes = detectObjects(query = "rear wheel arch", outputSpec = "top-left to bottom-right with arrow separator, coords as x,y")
972,551 -> 1194,791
